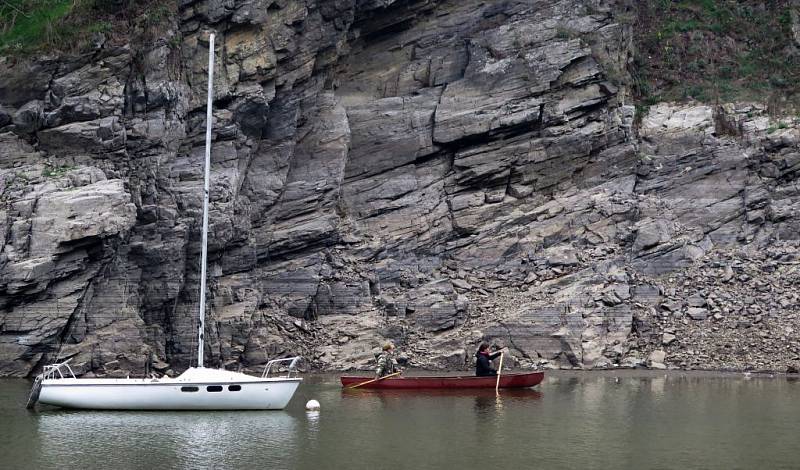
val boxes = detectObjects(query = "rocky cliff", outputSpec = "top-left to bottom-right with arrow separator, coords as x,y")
1,0 -> 799,378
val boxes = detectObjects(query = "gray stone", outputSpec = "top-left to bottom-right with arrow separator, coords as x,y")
633,220 -> 671,252
722,265 -> 735,282
687,294 -> 707,308
640,104 -> 714,138
687,308 -> 709,321
37,117 -> 126,155
407,280 -> 463,332
546,246 -> 580,267
621,355 -> 643,368
12,100 -> 44,133
648,350 -> 667,369
0,104 -> 11,128
661,301 -> 682,312
28,179 -> 136,256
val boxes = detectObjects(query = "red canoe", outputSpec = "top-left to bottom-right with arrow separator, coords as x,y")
340,372 -> 544,390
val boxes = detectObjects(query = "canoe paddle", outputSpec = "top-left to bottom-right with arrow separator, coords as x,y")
348,371 -> 402,389
495,352 -> 504,396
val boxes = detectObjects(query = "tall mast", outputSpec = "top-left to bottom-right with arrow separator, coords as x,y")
198,33 -> 215,368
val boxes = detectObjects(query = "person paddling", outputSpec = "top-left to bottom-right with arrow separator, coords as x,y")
475,343 -> 505,376
376,342 -> 400,378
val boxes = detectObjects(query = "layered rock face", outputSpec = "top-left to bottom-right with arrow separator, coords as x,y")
1,0 -> 798,377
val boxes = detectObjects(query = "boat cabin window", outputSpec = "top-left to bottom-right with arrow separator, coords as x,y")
181,386 -> 199,392
206,385 -> 223,392
228,385 -> 241,392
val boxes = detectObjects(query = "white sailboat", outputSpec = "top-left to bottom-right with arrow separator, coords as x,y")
28,34 -> 302,410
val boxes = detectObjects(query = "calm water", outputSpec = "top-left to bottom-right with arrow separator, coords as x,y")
1,372 -> 798,470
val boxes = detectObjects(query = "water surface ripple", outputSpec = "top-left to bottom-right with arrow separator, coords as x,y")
1,372 -> 798,469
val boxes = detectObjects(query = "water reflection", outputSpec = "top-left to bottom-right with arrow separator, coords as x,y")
34,410 -> 299,469
341,388 -> 542,400
649,375 -> 666,395
473,394 -> 497,416
2,375 -> 799,470
472,389 -> 542,414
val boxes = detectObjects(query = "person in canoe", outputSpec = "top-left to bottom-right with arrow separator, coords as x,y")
376,342 -> 400,377
475,343 -> 506,376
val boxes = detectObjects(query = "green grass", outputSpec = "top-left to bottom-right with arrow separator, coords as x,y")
766,121 -> 791,134
41,164 -> 73,178
632,0 -> 800,112
142,3 -> 171,26
555,28 -> 572,40
0,0 -> 73,52
0,0 -> 176,55
661,18 -> 702,35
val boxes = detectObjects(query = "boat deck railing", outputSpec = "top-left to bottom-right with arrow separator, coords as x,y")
41,359 -> 77,380
262,356 -> 301,379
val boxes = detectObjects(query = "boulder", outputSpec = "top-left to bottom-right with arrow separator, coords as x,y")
687,294 -> 707,308
12,100 -> 44,133
633,220 -> 671,252
28,179 -> 136,256
621,355 -> 644,368
0,104 -> 11,127
648,350 -> 667,369
686,308 -> 709,321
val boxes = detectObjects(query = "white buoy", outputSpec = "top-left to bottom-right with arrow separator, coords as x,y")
305,399 -> 320,411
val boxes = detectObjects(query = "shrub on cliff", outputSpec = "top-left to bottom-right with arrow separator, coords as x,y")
631,0 -> 800,113
0,0 -> 173,55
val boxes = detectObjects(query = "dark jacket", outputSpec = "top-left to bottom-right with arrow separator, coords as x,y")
475,350 -> 501,376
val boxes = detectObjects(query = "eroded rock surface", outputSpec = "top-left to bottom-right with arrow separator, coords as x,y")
1,0 -> 799,377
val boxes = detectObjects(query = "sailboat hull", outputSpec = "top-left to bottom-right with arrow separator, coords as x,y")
38,377 -> 301,410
